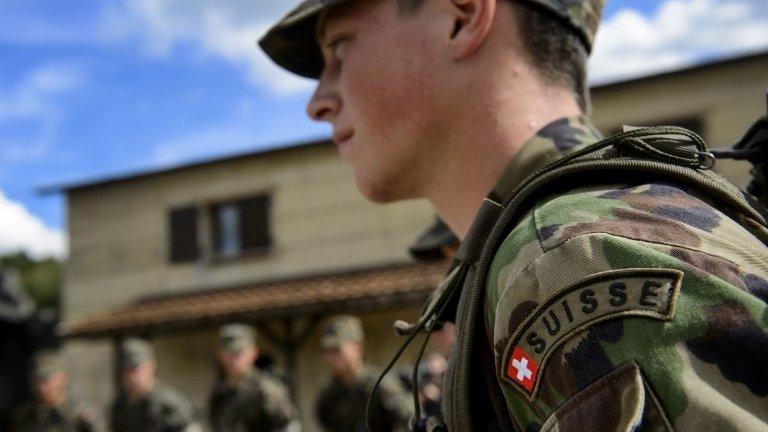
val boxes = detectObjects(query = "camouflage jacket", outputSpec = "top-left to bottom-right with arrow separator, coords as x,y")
9,399 -> 100,432
109,384 -> 194,432
482,116 -> 768,431
208,368 -> 299,432
316,367 -> 412,432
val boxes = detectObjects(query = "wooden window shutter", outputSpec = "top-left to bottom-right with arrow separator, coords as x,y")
239,195 -> 271,251
169,206 -> 199,263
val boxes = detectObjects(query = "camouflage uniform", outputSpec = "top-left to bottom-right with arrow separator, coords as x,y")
110,385 -> 194,432
208,324 -> 299,432
110,339 -> 195,432
316,316 -> 412,432
481,117 -> 768,431
316,368 -> 412,432
9,400 -> 99,432
259,0 -> 768,430
9,350 -> 100,432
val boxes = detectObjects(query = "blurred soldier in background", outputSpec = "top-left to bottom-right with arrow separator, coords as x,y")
9,350 -> 100,432
408,218 -> 459,263
109,338 -> 195,432
0,269 -> 60,430
208,323 -> 300,432
397,352 -> 447,421
404,219 -> 457,420
315,315 -> 411,432
417,353 -> 446,419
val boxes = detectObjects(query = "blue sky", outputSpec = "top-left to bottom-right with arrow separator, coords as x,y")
1,0 -> 767,258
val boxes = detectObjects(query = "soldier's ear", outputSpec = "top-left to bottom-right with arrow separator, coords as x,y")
443,0 -> 495,59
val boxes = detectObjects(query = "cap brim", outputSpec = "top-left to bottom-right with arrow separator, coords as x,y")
122,360 -> 143,371
35,369 -> 63,380
320,335 -> 346,349
258,0 -> 351,79
409,219 -> 459,260
220,341 -> 253,354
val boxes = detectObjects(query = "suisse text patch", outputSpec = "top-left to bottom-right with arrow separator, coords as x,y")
501,268 -> 683,399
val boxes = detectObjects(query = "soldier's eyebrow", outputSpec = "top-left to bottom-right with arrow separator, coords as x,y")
316,6 -> 354,47
316,11 -> 330,45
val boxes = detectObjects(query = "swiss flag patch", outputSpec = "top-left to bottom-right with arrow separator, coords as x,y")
506,346 -> 538,392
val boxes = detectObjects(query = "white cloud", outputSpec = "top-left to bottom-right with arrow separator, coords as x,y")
0,63 -> 87,162
590,0 -> 768,84
102,0 -> 313,95
0,189 -> 66,259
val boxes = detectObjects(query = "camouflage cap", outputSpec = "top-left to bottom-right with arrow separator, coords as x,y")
259,0 -> 604,79
33,350 -> 66,380
120,338 -> 155,370
218,323 -> 256,353
320,315 -> 364,348
409,217 -> 459,261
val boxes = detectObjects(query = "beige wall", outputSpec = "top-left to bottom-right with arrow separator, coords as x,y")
592,55 -> 768,189
65,144 -> 434,318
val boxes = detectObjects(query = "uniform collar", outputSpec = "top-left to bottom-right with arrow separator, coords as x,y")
223,367 -> 257,391
488,115 -> 602,203
332,365 -> 370,388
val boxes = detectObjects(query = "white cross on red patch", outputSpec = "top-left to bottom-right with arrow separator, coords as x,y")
507,346 -> 538,392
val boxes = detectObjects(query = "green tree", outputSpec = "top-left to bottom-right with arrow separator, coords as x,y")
0,252 -> 61,313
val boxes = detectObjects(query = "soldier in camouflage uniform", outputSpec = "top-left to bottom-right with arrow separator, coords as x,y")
259,0 -> 768,430
315,316 -> 412,432
109,338 -> 196,432
9,350 -> 100,432
208,323 -> 300,432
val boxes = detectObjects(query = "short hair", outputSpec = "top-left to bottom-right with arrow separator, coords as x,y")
396,0 -> 590,113
512,2 -> 590,112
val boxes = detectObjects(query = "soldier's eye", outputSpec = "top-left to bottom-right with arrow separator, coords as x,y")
327,35 -> 350,62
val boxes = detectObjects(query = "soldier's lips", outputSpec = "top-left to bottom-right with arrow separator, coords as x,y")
333,129 -> 354,153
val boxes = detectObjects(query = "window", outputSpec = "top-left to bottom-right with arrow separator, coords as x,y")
216,203 -> 242,258
169,206 -> 199,263
211,195 -> 272,258
167,194 -> 272,264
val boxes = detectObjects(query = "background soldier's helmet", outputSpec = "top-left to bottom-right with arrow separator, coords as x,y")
218,323 -> 256,354
120,338 -> 155,370
33,350 -> 66,380
409,217 -> 459,261
259,0 -> 605,79
320,315 -> 364,348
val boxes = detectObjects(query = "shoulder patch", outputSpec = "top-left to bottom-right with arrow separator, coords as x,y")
501,268 -> 683,399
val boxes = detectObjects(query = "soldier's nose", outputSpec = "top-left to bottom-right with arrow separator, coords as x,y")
307,82 -> 340,122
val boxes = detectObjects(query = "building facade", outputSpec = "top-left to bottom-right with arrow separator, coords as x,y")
58,141 -> 440,431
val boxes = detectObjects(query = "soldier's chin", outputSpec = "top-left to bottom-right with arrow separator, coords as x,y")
355,171 -> 419,204
355,175 -> 402,204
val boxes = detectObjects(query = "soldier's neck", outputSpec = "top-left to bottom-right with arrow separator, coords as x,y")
426,84 -> 581,238
224,368 -> 252,388
337,361 -> 364,386
126,381 -> 155,402
40,395 -> 66,409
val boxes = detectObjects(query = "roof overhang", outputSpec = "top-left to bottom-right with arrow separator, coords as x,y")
61,261 -> 446,339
